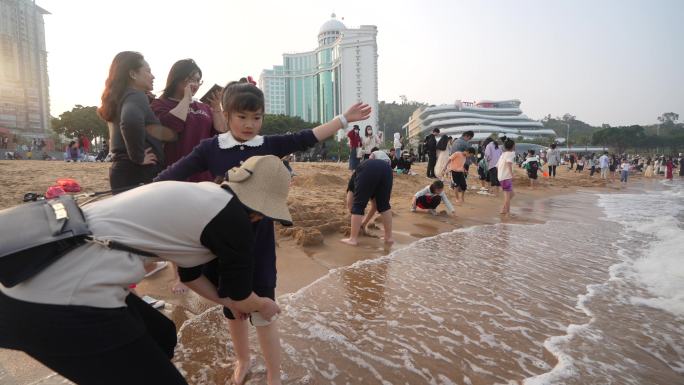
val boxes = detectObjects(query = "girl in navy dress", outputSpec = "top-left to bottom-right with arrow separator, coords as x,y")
156,79 -> 370,385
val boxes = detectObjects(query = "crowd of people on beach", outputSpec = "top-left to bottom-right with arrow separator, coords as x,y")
1,49 -> 683,385
0,51 -> 372,385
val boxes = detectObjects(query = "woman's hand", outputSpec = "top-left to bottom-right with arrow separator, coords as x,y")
183,83 -> 193,102
142,148 -> 158,165
343,102 -> 372,124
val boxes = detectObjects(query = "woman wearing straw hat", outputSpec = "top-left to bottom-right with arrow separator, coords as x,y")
0,155 -> 292,385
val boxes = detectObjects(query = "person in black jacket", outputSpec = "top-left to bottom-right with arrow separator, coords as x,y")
424,128 -> 439,178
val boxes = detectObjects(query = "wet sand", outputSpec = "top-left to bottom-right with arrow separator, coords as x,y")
0,160 -> 641,384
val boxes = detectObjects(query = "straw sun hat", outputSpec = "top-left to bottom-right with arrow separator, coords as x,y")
222,155 -> 293,226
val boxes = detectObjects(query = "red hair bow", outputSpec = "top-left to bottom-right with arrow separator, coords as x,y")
247,76 -> 257,85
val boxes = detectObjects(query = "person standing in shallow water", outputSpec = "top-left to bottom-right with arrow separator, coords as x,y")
155,79 -> 371,385
151,58 -> 228,295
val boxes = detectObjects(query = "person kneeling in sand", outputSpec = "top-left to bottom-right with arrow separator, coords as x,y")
341,152 -> 394,246
411,180 -> 454,216
0,155 -> 289,385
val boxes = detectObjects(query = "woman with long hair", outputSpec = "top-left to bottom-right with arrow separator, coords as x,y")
151,59 -> 228,294
98,51 -> 168,191
361,125 -> 382,159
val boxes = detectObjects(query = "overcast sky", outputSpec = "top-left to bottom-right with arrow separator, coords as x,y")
39,0 -> 683,126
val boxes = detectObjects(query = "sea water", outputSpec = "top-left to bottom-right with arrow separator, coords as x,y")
175,180 -> 684,384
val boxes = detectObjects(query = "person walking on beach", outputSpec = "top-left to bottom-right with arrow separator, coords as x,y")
450,130 -> 474,154
575,156 -> 585,172
411,180 -> 454,216
496,139 -> 516,215
545,143 -> 561,178
0,156 -> 290,385
485,137 -> 503,196
644,157 -> 654,177
665,157 -> 674,180
522,149 -> 541,189
444,147 -> 476,203
476,140 -> 490,194
155,79 -> 371,385
347,125 -> 362,171
599,151 -> 610,180
341,157 -> 394,246
620,158 -> 630,183
424,128 -> 439,178
568,153 -> 575,170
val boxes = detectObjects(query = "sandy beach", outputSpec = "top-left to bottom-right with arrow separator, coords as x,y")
0,159 -> 665,385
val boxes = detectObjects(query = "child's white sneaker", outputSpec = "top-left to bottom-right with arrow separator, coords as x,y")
428,209 -> 438,216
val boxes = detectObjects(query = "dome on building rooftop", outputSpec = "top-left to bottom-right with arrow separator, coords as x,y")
319,13 -> 346,34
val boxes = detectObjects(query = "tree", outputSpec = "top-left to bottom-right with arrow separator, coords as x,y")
657,112 -> 679,136
261,114 -> 317,136
377,100 -> 426,143
51,105 -> 108,141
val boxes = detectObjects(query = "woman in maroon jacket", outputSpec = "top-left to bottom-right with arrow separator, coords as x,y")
347,124 -> 362,171
151,59 -> 228,294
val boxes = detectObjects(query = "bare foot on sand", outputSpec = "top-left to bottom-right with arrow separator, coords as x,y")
383,237 -> 395,245
172,281 -> 188,295
340,238 -> 359,246
232,360 -> 250,385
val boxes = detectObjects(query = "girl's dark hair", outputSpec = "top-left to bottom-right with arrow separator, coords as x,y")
365,125 -> 373,137
529,149 -> 535,155
504,139 -> 515,151
551,143 -> 557,149
370,147 -> 379,152
98,51 -> 145,122
162,59 -> 202,99
221,79 -> 264,114
492,139 -> 499,149
430,180 -> 444,193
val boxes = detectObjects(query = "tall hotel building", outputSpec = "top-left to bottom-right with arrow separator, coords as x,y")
260,14 -> 379,132
0,0 -> 51,136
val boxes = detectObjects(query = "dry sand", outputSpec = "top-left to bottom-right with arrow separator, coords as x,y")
0,159 -> 633,384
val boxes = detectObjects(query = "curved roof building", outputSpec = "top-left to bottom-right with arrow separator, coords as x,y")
405,100 -> 556,141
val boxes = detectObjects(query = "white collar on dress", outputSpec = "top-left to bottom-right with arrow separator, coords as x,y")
218,131 -> 264,149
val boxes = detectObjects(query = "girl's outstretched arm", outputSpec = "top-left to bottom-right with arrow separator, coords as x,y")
313,102 -> 372,142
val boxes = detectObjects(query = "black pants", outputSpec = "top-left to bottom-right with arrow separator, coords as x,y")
427,152 -> 437,177
351,159 -> 393,215
548,165 -> 557,177
0,293 -> 184,385
109,159 -> 158,192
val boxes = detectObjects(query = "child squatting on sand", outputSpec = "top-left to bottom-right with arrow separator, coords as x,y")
411,180 -> 455,216
155,79 -> 371,385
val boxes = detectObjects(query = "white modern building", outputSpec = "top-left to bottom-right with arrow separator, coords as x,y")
0,0 -> 50,137
260,14 -> 379,131
405,100 -> 556,141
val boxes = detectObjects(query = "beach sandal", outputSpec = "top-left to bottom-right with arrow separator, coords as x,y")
144,261 -> 168,278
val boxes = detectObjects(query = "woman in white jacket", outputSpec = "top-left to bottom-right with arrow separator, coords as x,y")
393,132 -> 402,158
545,143 -> 561,178
361,125 -> 382,159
